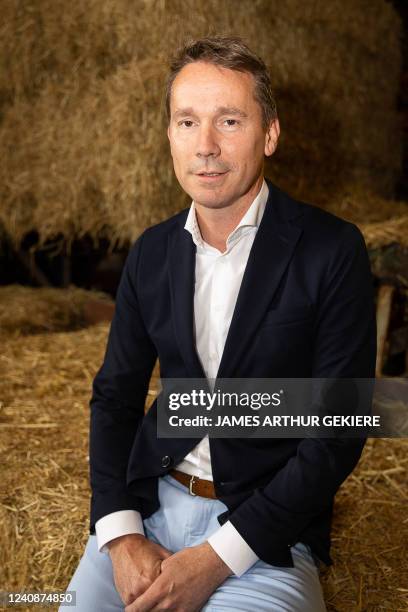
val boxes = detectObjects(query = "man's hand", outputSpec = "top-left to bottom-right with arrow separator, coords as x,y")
125,541 -> 233,612
108,533 -> 173,606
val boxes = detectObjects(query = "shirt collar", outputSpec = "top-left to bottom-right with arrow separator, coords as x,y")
184,179 -> 269,249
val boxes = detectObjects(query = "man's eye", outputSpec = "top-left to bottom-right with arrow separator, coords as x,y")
224,119 -> 239,127
179,120 -> 194,127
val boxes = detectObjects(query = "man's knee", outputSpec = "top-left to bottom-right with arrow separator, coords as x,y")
61,536 -> 123,612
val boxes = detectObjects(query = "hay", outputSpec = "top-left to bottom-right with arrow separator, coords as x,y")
361,216 -> 408,251
0,284 -> 113,338
0,323 -> 160,611
0,0 -> 402,252
317,186 -> 408,250
0,287 -> 407,611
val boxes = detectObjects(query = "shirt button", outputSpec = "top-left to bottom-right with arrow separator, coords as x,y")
161,455 -> 172,468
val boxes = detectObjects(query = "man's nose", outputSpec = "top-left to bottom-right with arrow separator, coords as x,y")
196,124 -> 221,158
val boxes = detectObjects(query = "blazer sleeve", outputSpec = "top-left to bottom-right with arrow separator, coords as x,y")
89,231 -> 158,534
226,222 -> 377,566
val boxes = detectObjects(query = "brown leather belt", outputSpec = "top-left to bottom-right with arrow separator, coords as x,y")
169,469 -> 218,499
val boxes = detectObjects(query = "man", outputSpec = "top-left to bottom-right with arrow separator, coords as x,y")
64,36 -> 376,611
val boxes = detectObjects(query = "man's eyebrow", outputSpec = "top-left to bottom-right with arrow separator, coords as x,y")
216,106 -> 248,118
172,106 -> 248,119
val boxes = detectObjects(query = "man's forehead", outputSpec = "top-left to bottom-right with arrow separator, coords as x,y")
170,65 -> 257,116
172,62 -> 255,95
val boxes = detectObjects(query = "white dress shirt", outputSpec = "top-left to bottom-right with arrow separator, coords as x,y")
96,179 -> 269,577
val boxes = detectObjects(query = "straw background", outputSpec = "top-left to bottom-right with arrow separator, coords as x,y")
0,287 -> 408,611
0,0 -> 403,252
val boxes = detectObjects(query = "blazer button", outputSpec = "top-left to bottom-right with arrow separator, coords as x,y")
161,455 -> 172,468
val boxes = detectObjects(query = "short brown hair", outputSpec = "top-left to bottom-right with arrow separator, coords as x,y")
165,36 -> 278,130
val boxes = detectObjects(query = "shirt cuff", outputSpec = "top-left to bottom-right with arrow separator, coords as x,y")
95,510 -> 145,554
207,520 -> 259,577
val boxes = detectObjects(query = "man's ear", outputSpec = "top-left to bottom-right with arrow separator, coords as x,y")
167,125 -> 170,141
264,118 -> 280,157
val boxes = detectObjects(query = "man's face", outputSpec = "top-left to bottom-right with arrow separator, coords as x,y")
167,61 -> 279,210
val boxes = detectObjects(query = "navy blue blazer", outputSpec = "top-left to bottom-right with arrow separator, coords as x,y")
89,178 -> 377,568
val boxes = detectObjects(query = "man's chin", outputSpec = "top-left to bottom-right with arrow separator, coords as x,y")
191,194 -> 231,210
184,183 -> 232,209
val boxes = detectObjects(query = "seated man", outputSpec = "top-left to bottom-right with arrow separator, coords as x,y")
64,36 -> 376,611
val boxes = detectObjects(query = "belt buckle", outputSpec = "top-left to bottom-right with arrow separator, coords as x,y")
189,475 -> 197,496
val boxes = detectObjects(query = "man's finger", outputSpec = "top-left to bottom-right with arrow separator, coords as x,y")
125,580 -> 163,612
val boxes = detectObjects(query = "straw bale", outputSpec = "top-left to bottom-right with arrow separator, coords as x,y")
319,186 -> 408,250
0,284 -> 113,338
361,215 -> 408,251
0,315 -> 407,610
0,0 -> 402,251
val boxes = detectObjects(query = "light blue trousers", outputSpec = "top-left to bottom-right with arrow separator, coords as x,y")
63,474 -> 326,611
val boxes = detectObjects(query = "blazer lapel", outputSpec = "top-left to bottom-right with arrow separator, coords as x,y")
168,222 -> 207,379
216,182 -> 304,379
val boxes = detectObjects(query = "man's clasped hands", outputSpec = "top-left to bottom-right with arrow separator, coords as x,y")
108,533 -> 233,612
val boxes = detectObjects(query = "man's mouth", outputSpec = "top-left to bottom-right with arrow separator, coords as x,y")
195,171 -> 228,178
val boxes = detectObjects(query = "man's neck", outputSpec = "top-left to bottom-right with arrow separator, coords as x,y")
194,176 -> 264,253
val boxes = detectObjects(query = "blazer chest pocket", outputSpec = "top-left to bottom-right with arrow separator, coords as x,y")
260,304 -> 314,328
